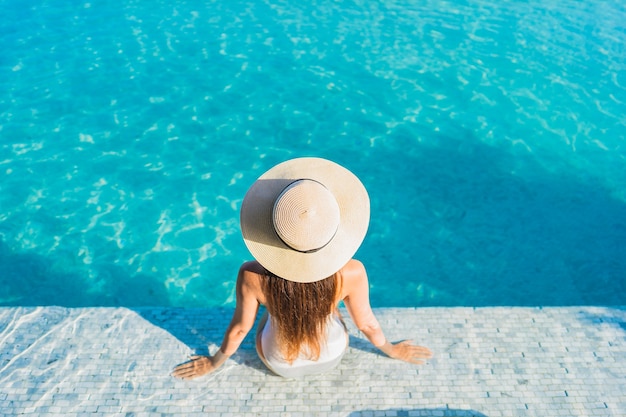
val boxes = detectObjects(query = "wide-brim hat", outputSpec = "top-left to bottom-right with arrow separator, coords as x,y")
240,157 -> 370,283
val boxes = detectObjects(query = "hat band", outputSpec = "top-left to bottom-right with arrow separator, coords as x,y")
275,232 -> 337,254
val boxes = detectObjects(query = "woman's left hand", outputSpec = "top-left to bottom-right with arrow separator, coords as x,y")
171,355 -> 221,379
388,340 -> 433,364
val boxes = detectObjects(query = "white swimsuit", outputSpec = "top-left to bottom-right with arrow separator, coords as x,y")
259,314 -> 348,378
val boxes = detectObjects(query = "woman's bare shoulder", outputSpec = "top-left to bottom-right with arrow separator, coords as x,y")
240,260 -> 266,275
340,259 -> 367,279
338,259 -> 368,299
238,261 -> 266,302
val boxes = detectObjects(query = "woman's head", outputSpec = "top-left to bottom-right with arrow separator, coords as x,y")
240,157 -> 370,282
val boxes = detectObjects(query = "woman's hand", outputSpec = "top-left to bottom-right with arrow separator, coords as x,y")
171,354 -> 225,380
386,340 -> 433,365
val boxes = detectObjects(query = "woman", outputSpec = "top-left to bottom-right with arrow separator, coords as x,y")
172,158 -> 432,379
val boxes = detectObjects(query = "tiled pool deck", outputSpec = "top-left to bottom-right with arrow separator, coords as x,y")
1,306 -> 625,416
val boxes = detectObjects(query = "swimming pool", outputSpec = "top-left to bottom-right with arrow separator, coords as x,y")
1,0 -> 625,307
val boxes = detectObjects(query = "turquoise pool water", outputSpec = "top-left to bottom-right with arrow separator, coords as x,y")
1,0 -> 625,307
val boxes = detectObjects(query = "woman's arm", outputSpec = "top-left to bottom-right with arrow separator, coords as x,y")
341,259 -> 432,364
172,263 -> 261,379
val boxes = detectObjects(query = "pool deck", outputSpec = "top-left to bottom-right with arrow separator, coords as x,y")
1,306 -> 625,417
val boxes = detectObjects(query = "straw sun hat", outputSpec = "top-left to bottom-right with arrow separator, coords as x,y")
240,157 -> 370,283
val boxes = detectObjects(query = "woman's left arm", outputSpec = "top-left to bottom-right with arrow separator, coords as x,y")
342,260 -> 432,365
172,264 -> 261,379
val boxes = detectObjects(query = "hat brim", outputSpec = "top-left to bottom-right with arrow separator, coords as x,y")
240,157 -> 370,283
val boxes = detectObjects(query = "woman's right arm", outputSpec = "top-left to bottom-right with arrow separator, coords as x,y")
172,262 -> 262,379
341,259 -> 432,364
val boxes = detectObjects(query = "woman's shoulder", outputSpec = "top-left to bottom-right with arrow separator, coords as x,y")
337,259 -> 368,299
240,260 -> 266,276
237,261 -> 266,299
340,259 -> 367,278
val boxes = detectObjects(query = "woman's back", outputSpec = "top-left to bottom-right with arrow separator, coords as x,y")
258,265 -> 340,363
241,259 -> 385,351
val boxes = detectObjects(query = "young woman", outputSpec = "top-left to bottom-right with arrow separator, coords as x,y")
172,158 -> 432,379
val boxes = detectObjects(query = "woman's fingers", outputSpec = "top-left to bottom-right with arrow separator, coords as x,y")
393,340 -> 433,364
172,363 -> 195,378
172,356 -> 211,379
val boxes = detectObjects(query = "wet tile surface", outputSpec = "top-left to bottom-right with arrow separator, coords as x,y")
1,306 -> 625,416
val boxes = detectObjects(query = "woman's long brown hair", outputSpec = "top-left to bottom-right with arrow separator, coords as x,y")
260,269 -> 341,363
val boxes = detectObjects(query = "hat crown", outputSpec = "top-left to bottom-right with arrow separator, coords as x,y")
272,180 -> 340,252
